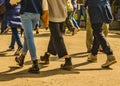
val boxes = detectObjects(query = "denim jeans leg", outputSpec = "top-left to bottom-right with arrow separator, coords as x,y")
22,32 -> 28,55
21,13 -> 39,60
77,8 -> 82,26
91,31 -> 100,55
91,23 -> 113,55
11,28 -> 23,48
9,32 -> 15,48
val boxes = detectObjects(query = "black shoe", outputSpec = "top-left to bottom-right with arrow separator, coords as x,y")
15,54 -> 25,67
61,58 -> 73,70
61,63 -> 73,70
14,47 -> 23,56
28,60 -> 40,74
40,52 -> 50,64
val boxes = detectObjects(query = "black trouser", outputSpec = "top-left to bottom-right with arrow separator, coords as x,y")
91,23 -> 113,55
47,22 -> 68,58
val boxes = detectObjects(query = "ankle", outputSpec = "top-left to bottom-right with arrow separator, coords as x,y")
65,57 -> 72,65
45,52 -> 50,56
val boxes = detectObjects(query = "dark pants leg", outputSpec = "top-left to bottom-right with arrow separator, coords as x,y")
91,23 -> 113,55
48,22 -> 68,58
11,28 -> 23,48
47,36 -> 57,56
9,32 -> 15,48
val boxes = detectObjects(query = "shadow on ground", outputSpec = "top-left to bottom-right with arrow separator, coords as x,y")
0,60 -> 112,82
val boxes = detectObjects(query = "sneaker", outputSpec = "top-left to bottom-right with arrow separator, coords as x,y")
14,47 -> 23,56
40,52 -> 50,64
101,55 -> 117,68
87,53 -> 97,62
15,54 -> 25,67
28,60 -> 40,74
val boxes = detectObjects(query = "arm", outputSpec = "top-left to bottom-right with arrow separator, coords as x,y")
41,0 -> 49,28
9,0 -> 21,5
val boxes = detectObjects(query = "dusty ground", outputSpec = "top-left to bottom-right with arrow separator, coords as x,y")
0,29 -> 120,86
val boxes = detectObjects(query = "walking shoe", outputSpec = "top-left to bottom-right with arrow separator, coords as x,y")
15,54 -> 25,67
101,55 -> 117,68
87,53 -> 97,62
14,47 -> 23,56
61,58 -> 73,70
61,63 -> 73,70
28,60 -> 40,74
40,52 -> 50,64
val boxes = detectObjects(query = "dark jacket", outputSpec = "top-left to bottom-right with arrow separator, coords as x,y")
20,0 -> 43,14
87,0 -> 105,23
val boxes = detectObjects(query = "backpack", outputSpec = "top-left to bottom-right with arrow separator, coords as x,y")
97,0 -> 113,23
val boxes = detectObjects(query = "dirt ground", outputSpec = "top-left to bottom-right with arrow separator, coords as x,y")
0,29 -> 120,86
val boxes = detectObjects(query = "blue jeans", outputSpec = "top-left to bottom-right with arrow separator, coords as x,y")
71,9 -> 79,29
10,28 -> 23,48
9,32 -> 15,49
20,12 -> 40,60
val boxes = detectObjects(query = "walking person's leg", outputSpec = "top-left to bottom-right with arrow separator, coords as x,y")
11,28 -> 23,55
49,22 -> 73,70
86,9 -> 93,52
40,36 -> 57,64
40,22 -> 73,70
88,23 -> 117,68
8,31 -> 15,50
15,13 -> 39,73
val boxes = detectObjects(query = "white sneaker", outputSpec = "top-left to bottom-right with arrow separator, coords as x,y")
102,55 -> 117,68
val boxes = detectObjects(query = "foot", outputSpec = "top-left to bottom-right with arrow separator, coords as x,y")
40,52 -> 50,64
101,55 -> 117,68
28,65 -> 40,74
61,63 -> 73,70
28,60 -> 40,74
40,56 -> 49,64
15,54 -> 25,67
87,54 -> 97,62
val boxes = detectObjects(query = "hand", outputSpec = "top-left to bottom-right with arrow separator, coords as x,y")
9,0 -> 21,5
